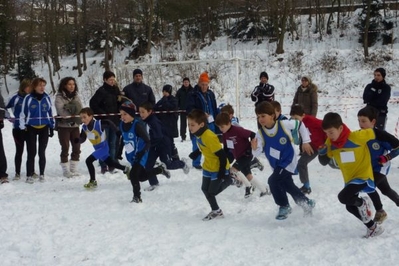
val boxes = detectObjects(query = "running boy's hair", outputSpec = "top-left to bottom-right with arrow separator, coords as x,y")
290,104 -> 305,116
255,101 -> 275,118
321,112 -> 343,130
187,109 -> 207,125
271,101 -> 282,112
80,107 -> 94,116
215,112 -> 231,126
139,101 -> 154,111
357,106 -> 379,121
220,104 -> 234,115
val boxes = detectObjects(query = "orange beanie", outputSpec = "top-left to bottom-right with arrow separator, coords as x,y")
198,72 -> 210,83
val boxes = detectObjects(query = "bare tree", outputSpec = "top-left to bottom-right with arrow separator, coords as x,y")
364,0 -> 372,58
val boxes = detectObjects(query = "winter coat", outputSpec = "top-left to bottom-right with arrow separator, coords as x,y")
292,77 -> 318,116
363,79 -> 391,114
55,90 -> 83,128
19,92 -> 55,130
6,92 -> 26,129
176,85 -> 194,110
251,83 -> 275,106
154,95 -> 179,138
122,82 -> 156,108
89,82 -> 122,126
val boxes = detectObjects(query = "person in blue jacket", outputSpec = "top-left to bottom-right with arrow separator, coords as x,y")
186,72 -> 219,169
19,78 -> 55,184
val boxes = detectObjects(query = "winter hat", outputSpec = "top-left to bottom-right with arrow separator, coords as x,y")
259,71 -> 268,80
375,68 -> 386,78
198,72 -> 210,83
119,101 -> 137,117
103,70 -> 115,80
133,68 -> 143,76
162,84 -> 173,94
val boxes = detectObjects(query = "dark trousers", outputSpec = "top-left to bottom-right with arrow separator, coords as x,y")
99,128 -> 119,168
57,127 -> 81,163
297,150 -> 318,185
268,167 -> 308,207
179,113 -> 187,140
201,176 -> 232,210
376,113 -> 387,130
86,155 -> 125,181
0,130 -> 7,178
26,126 -> 49,176
12,128 -> 25,175
130,162 -> 162,198
374,172 -> 399,206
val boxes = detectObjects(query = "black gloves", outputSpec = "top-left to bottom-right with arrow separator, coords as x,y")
189,149 -> 201,160
48,127 -> 54,138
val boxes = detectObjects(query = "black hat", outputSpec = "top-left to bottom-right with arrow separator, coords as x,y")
119,101 -> 137,117
162,84 -> 173,94
133,68 -> 143,76
375,68 -> 386,78
103,70 -> 115,80
259,71 -> 268,79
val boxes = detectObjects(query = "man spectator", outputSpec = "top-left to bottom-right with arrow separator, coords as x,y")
176,77 -> 193,142
123,68 -> 156,108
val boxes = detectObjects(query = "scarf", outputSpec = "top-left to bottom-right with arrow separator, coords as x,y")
331,124 -> 351,148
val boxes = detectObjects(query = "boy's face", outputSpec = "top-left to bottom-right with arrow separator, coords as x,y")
358,116 -> 375,129
120,110 -> 134,123
80,113 -> 93,126
257,113 -> 275,128
139,107 -> 151,120
217,123 -> 231,134
275,110 -> 281,117
290,114 -> 304,121
323,126 -> 343,141
188,118 -> 204,134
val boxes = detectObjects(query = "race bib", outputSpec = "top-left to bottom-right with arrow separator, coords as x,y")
270,147 -> 280,160
207,115 -> 214,123
340,151 -> 355,163
87,132 -> 95,140
226,139 -> 234,149
125,143 -> 135,154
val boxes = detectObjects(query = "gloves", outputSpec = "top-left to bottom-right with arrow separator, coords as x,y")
378,155 -> 389,165
318,145 -> 327,156
189,149 -> 201,160
48,128 -> 54,138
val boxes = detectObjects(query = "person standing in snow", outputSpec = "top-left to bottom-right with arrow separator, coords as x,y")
176,77 -> 193,142
55,77 -> 82,178
123,68 -> 156,110
363,68 -> 391,130
292,76 -> 318,117
251,71 -> 275,128
0,90 -> 9,184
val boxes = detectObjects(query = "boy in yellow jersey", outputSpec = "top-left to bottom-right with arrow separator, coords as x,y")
187,109 -> 237,221
318,112 -> 395,238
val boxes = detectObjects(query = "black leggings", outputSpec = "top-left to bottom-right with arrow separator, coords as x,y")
130,162 -> 162,198
12,128 -> 25,175
85,155 -> 125,181
374,172 -> 399,206
25,126 -> 49,176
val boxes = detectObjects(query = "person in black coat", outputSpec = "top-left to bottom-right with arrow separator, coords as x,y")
122,68 -> 156,108
363,68 -> 391,130
154,85 -> 180,160
176,77 -> 193,141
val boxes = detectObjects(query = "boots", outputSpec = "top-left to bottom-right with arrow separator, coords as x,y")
60,162 -> 73,178
70,160 -> 80,176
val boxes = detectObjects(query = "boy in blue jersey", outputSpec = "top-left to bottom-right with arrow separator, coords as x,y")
251,101 -> 315,220
357,106 -> 399,223
119,102 -> 170,203
78,108 -> 130,189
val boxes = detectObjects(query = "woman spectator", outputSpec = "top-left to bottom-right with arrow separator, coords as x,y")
20,78 -> 55,183
292,76 -> 318,116
55,77 -> 83,177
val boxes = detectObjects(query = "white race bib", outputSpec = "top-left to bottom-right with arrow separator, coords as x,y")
87,132 -> 95,140
270,147 -> 280,160
125,143 -> 135,154
207,115 -> 214,123
226,139 -> 234,149
340,151 -> 355,163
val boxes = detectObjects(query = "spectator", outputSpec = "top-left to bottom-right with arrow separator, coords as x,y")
176,77 -> 193,142
0,91 -> 9,184
251,71 -> 275,106
363,68 -> 391,130
292,76 -> 318,116
122,68 -> 156,108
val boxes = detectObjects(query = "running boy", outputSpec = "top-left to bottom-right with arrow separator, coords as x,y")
188,109 -> 236,221
78,107 -> 130,189
119,101 -> 170,203
251,101 -> 315,220
215,112 -> 269,198
318,112 -> 393,238
357,106 -> 399,223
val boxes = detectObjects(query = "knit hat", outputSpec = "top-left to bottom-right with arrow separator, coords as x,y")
259,71 -> 268,79
375,68 -> 386,78
103,70 -> 115,80
162,84 -> 173,94
119,101 -> 137,117
133,68 -> 143,76
198,72 -> 210,83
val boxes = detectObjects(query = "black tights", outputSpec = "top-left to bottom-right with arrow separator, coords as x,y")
86,155 -> 125,181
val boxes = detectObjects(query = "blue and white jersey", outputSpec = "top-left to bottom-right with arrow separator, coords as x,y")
367,139 -> 391,175
6,93 -> 25,129
120,120 -> 148,166
19,93 -> 55,130
82,119 -> 109,160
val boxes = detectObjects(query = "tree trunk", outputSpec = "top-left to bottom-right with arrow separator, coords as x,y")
364,0 -> 372,58
146,0 -> 154,54
82,0 -> 87,71
104,0 -> 110,71
74,0 -> 82,76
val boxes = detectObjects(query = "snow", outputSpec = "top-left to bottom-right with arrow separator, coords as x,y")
3,12 -> 399,265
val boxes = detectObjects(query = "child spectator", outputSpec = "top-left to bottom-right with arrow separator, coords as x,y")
188,109 -> 237,221
290,104 -> 327,194
78,107 -> 130,189
357,106 -> 399,223
19,78 -> 55,183
318,112 -> 394,238
215,112 -> 269,198
176,77 -> 193,141
139,102 -> 189,191
6,79 -> 32,180
251,101 -> 315,220
119,101 -> 170,203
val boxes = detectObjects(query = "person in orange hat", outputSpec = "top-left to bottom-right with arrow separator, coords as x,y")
186,71 -> 219,169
